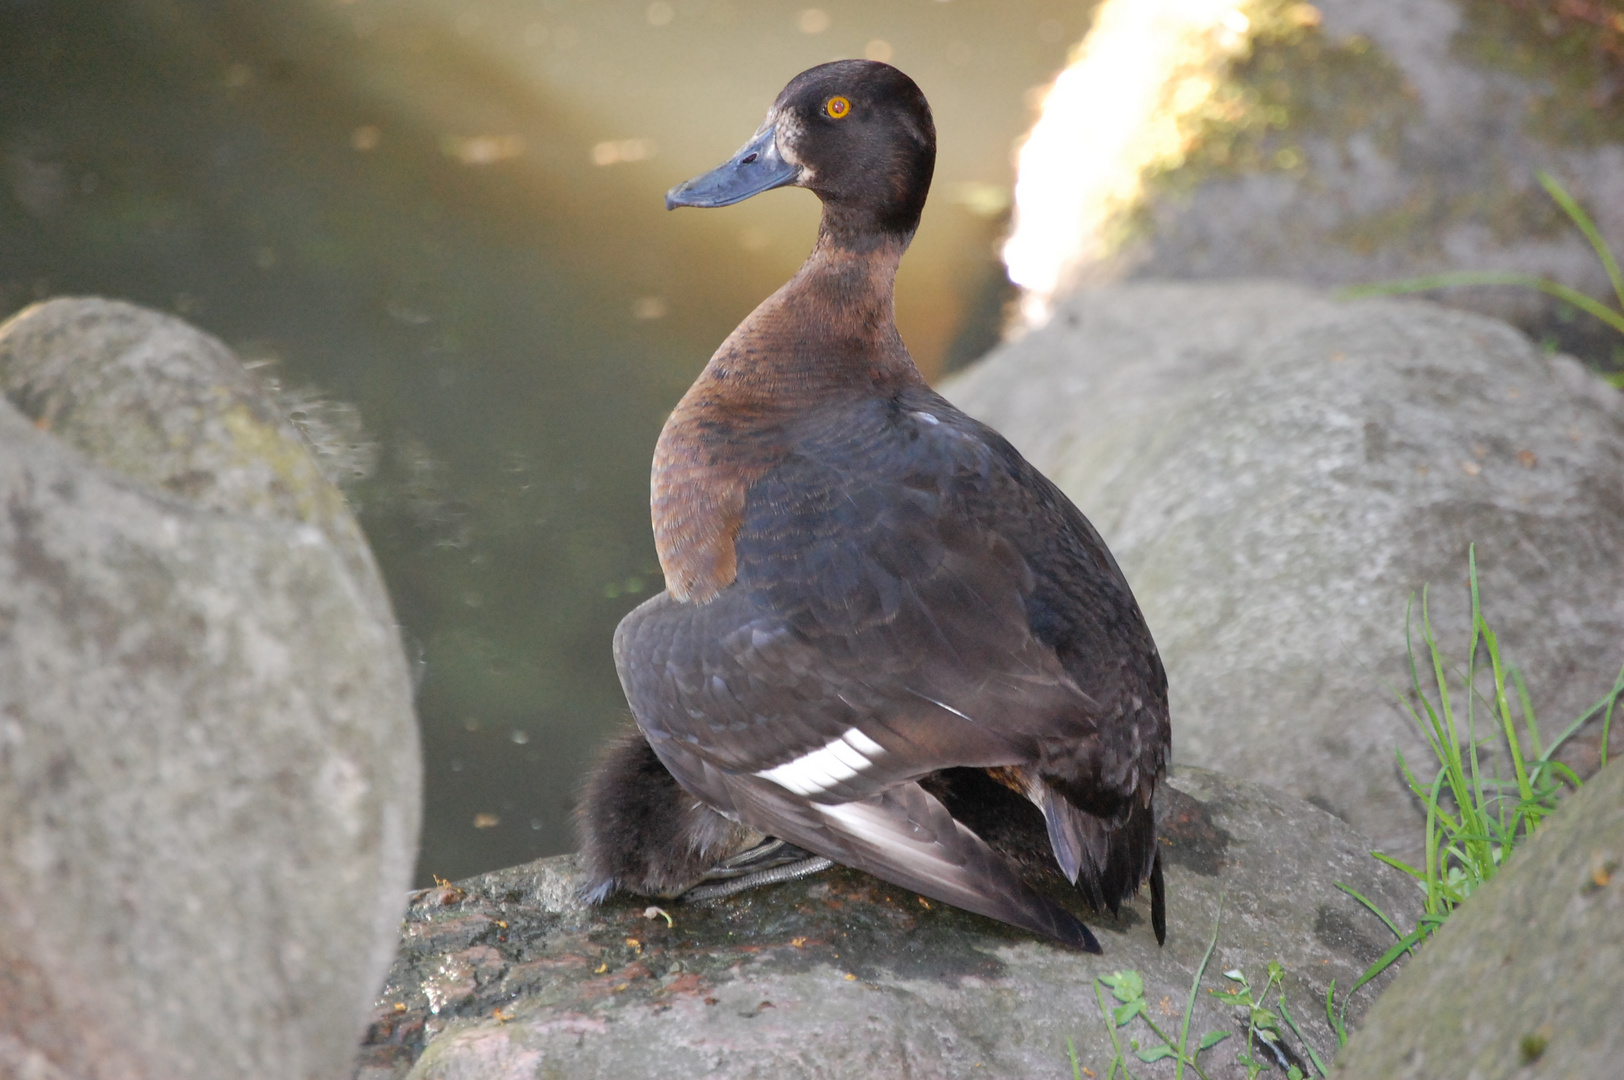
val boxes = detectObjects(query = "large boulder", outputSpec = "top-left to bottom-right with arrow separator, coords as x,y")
1003,0 -> 1624,358
0,299 -> 421,1080
942,281 -> 1624,862
358,768 -> 1419,1080
1333,756 -> 1624,1078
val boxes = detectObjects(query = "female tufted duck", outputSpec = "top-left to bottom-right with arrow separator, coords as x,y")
579,60 -> 1169,953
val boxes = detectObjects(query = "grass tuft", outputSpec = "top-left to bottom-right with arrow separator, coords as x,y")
1341,172 -> 1624,385
1327,546 -> 1624,1042
1069,550 -> 1624,1075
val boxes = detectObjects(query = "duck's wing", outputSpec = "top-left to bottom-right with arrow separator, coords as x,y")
646,735 -> 1100,951
614,396 -> 1165,938
621,397 -> 1163,795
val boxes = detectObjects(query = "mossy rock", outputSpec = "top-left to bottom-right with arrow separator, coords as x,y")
1029,0 -> 1624,368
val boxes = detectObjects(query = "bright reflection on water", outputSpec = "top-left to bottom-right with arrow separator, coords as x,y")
0,0 -> 1092,884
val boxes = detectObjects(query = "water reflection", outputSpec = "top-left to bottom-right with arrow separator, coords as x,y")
0,0 -> 1091,884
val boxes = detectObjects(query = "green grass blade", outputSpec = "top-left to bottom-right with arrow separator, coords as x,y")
1511,667 -> 1542,758
1176,898 -> 1225,1080
1370,850 -> 1423,879
1325,980 -> 1349,1050
1346,928 -> 1427,999
1545,762 -> 1583,790
1472,556 -> 1536,818
1342,273 -> 1624,335
1538,170 -> 1624,311
1423,765 -> 1449,914
1601,660 -> 1624,768
1334,882 -> 1408,942
1529,664 -> 1624,767
1275,993 -> 1329,1077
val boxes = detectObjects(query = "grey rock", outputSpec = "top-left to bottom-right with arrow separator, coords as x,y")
1333,757 -> 1624,1078
358,768 -> 1419,1080
0,298 -> 421,1080
1033,0 -> 1624,350
942,281 -> 1624,862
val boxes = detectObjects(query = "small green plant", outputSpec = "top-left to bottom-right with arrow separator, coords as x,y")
1211,961 -> 1333,1079
1071,904 -> 1229,1080
1343,171 -> 1624,386
1325,547 -> 1624,1041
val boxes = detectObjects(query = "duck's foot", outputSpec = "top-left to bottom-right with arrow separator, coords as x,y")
681,838 -> 834,902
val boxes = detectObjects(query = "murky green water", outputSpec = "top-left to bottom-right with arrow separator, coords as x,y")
0,0 -> 1089,883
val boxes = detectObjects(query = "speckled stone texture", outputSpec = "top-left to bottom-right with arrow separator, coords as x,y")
358,768 -> 1419,1080
943,282 -> 1624,864
1334,757 -> 1624,1078
0,298 -> 421,1080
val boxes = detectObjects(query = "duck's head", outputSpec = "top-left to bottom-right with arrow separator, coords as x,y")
666,60 -> 936,243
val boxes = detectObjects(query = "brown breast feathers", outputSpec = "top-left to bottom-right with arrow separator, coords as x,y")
652,237 -> 923,603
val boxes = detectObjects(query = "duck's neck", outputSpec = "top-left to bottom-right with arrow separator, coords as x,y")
694,227 -> 923,406
651,225 -> 924,603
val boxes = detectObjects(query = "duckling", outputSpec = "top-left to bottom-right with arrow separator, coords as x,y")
580,60 -> 1169,953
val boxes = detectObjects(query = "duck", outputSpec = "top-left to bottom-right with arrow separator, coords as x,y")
578,59 -> 1169,953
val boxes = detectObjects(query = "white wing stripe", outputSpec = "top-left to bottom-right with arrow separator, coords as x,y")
842,728 -> 885,757
757,727 -> 884,796
825,738 -> 871,772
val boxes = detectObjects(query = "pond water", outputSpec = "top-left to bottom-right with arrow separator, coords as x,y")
0,0 -> 1091,884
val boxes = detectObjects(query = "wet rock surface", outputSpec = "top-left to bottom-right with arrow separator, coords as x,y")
944,282 -> 1624,864
1334,757 -> 1624,1079
0,298 -> 421,1080
358,768 -> 1419,1079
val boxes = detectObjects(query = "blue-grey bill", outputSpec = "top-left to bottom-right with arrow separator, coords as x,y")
666,122 -> 798,210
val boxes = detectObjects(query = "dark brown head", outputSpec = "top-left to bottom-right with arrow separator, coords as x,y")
666,60 -> 936,244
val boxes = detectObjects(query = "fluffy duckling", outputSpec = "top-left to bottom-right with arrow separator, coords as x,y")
580,60 -> 1169,953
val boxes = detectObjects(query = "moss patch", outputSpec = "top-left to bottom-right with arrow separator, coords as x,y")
1173,13 -> 1410,183
1455,0 -> 1624,147
1121,5 -> 1414,256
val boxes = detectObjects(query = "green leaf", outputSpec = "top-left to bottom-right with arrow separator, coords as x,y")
1114,999 -> 1146,1026
1136,1046 -> 1176,1063
1198,1031 -> 1230,1050
1104,970 -> 1144,1002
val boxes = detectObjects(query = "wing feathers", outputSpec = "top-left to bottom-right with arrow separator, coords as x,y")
726,773 -> 1099,952
611,391 -> 1169,949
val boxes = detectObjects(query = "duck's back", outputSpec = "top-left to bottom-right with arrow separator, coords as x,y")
614,383 -> 1167,927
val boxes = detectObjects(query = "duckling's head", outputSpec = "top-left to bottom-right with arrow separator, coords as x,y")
667,60 -> 936,242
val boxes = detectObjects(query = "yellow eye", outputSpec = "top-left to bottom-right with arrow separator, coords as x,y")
825,95 -> 851,119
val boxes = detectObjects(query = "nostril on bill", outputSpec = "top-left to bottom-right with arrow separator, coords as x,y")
741,152 -> 759,164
